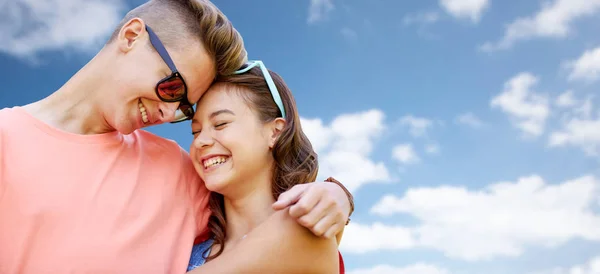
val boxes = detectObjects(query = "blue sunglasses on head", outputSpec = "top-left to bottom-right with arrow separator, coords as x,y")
233,60 -> 286,118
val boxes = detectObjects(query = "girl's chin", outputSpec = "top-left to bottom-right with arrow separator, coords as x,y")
203,178 -> 230,193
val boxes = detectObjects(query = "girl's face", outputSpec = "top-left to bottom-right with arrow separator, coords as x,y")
189,83 -> 283,197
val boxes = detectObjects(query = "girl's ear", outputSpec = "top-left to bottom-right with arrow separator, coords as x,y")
268,118 -> 286,148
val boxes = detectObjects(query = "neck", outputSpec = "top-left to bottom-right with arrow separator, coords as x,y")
23,48 -> 115,135
222,171 -> 275,246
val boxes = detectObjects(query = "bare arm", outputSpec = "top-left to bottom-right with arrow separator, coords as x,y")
273,177 -> 354,241
188,208 -> 339,274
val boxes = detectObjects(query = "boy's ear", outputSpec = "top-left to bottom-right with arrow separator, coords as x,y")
117,17 -> 145,53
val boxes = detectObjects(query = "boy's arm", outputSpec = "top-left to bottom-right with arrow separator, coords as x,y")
188,208 -> 339,274
273,177 -> 354,241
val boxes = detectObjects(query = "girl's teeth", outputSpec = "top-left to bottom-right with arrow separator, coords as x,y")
204,157 -> 228,168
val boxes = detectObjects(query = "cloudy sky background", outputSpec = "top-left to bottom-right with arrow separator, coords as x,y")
1,0 -> 600,273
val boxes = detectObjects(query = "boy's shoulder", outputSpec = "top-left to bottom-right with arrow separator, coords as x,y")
0,107 -> 19,125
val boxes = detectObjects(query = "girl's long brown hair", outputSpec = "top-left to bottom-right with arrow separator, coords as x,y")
205,65 -> 318,260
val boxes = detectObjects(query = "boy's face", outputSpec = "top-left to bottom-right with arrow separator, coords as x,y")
104,19 -> 216,135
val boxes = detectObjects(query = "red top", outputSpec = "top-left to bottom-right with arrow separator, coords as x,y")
338,251 -> 345,274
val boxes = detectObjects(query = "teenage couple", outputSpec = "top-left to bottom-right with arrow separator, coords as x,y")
0,0 -> 353,273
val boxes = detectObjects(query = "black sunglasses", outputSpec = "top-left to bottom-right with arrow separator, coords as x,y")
146,25 -> 194,123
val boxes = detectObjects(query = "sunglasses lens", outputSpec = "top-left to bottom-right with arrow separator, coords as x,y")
180,104 -> 194,118
157,76 -> 185,101
173,104 -> 194,122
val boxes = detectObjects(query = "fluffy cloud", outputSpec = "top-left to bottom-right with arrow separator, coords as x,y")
549,93 -> 599,156
348,174 -> 600,261
549,118 -> 600,156
531,255 -> 600,274
307,0 -> 334,23
439,0 -> 490,23
491,72 -> 550,138
555,90 -> 578,108
339,222 -> 416,253
480,0 -> 600,51
301,109 -> 391,192
348,263 -> 449,274
0,0 -> 126,59
399,115 -> 434,138
392,144 -> 420,164
566,46 -> 600,83
556,93 -> 593,121
455,112 -> 485,128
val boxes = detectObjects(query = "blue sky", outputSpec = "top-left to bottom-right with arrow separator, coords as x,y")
2,0 -> 600,273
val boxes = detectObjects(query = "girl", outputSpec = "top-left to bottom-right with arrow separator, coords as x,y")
187,60 -> 343,273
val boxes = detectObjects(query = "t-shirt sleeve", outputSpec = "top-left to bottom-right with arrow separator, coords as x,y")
0,127 -> 3,191
178,147 -> 211,242
0,111 -> 5,193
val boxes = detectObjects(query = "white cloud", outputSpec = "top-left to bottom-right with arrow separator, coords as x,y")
555,92 -> 593,120
403,11 -> 440,26
439,0 -> 490,23
299,118 -> 333,153
366,174 -> 600,261
339,222 -> 416,253
480,0 -> 600,52
566,46 -> 600,83
392,144 -> 420,164
531,255 -> 600,274
491,72 -> 550,138
549,117 -> 600,156
555,90 -> 578,108
577,97 -> 594,119
399,115 -> 434,138
0,0 -> 126,59
549,95 -> 599,156
455,112 -> 485,128
348,263 -> 449,274
301,110 -> 391,192
307,0 -> 334,24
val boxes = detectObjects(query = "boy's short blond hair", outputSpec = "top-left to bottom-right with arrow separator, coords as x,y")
108,0 -> 247,76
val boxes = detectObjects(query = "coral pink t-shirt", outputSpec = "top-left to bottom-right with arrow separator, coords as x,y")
0,107 -> 210,273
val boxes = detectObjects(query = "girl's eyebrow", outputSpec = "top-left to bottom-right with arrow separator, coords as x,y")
191,109 -> 235,124
209,109 -> 235,119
